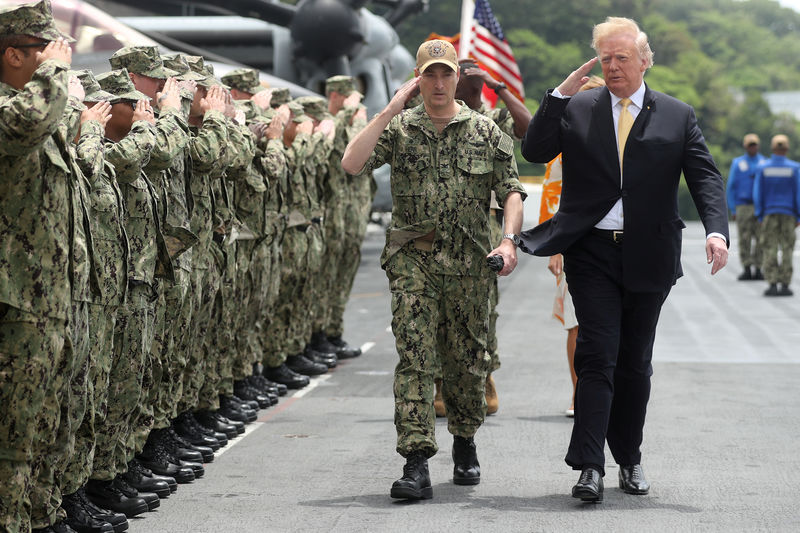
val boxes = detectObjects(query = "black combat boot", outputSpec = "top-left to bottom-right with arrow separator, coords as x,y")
264,363 -> 310,389
72,487 -> 129,533
286,353 -> 328,376
328,335 -> 362,359
85,479 -> 148,519
452,435 -> 481,485
390,451 -> 433,500
112,477 -> 159,511
120,458 -> 172,498
61,491 -> 115,533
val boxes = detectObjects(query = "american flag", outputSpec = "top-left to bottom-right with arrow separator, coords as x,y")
461,0 -> 525,106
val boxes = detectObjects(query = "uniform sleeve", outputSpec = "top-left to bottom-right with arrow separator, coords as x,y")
491,127 -> 526,205
259,138 -> 287,182
146,107 -> 190,171
353,115 -> 396,177
75,120 -> 106,179
106,121 -> 156,184
487,107 -> 518,140
0,59 -> 70,157
190,109 -> 230,173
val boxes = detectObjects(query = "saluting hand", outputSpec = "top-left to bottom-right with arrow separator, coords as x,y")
315,118 -> 336,140
36,37 -> 71,66
343,91 -> 363,108
556,57 -> 598,97
251,89 -> 273,110
81,101 -> 112,129
156,77 -> 182,111
296,119 -> 314,135
133,99 -> 156,125
387,77 -> 421,116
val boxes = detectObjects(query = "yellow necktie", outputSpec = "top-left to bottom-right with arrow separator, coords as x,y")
618,98 -> 634,166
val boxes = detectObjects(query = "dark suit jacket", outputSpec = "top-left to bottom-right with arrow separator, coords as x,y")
520,85 -> 729,292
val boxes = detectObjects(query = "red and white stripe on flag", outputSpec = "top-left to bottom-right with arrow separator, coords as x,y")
461,0 -> 525,107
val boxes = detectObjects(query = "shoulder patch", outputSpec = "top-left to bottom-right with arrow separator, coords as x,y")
497,133 -> 514,160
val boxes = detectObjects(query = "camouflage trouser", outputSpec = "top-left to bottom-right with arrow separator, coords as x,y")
295,223 -> 325,349
180,249 -> 221,414
59,303 -> 118,497
325,237 -> 361,339
151,268 -> 192,430
0,305 -> 68,533
736,204 -> 762,268
760,213 -> 797,285
197,243 -> 236,410
90,285 -> 154,481
257,236 -> 283,361
488,211 -> 503,373
263,227 -> 309,367
386,246 -> 492,458
30,302 -> 89,529
232,240 -> 256,382
315,206 -> 346,334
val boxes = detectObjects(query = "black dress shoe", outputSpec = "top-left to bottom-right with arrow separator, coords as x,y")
452,435 -> 481,485
120,460 -> 171,498
112,477 -> 159,511
390,452 -> 433,500
85,479 -> 148,518
618,464 -> 650,495
264,363 -> 310,389
572,467 -> 603,502
286,353 -> 328,376
61,492 -> 115,533
72,487 -> 129,533
328,335 -> 362,359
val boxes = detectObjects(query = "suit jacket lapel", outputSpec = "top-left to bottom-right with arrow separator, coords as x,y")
628,84 -> 655,148
589,87 -> 619,177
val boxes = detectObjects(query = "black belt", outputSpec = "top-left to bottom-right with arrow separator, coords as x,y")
590,228 -> 624,244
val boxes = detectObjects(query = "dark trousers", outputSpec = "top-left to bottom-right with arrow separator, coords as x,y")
564,233 -> 669,475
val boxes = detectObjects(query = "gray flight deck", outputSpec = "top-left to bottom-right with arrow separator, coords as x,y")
139,186 -> 800,532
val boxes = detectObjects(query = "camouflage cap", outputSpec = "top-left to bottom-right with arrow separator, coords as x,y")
221,67 -> 264,94
294,95 -> 329,120
0,0 -> 73,42
287,100 -> 308,123
109,46 -> 179,80
270,87 -> 291,106
73,69 -> 115,103
325,75 -> 356,97
96,68 -> 149,103
162,53 -> 207,82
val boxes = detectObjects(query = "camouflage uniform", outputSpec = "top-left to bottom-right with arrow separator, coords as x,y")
263,109 -> 321,367
356,103 -> 524,457
0,4 -> 74,530
91,68 -> 164,481
108,48 -> 196,458
56,73 -> 126,504
325,76 -> 371,340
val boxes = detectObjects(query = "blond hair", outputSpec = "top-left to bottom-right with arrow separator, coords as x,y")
591,17 -> 654,69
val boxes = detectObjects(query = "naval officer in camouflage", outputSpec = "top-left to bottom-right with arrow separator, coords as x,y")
0,1 -> 75,530
342,39 -> 525,500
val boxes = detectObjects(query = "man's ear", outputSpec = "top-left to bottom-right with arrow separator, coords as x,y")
3,46 -> 24,68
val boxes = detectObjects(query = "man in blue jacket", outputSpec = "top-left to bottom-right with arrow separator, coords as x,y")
753,134 -> 800,296
727,133 -> 766,280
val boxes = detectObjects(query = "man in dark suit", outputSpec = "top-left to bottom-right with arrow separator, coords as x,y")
520,17 -> 729,502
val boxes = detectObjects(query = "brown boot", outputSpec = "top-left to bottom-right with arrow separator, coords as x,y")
434,378 -> 446,417
485,374 -> 498,415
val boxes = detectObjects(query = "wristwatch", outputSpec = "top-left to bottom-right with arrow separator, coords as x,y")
502,233 -> 520,247
493,83 -> 507,95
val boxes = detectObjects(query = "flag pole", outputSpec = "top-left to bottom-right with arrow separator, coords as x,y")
459,0 -> 475,60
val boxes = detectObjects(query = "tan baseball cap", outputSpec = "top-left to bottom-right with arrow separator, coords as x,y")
742,133 -> 760,147
416,40 -> 458,73
771,134 -> 789,150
